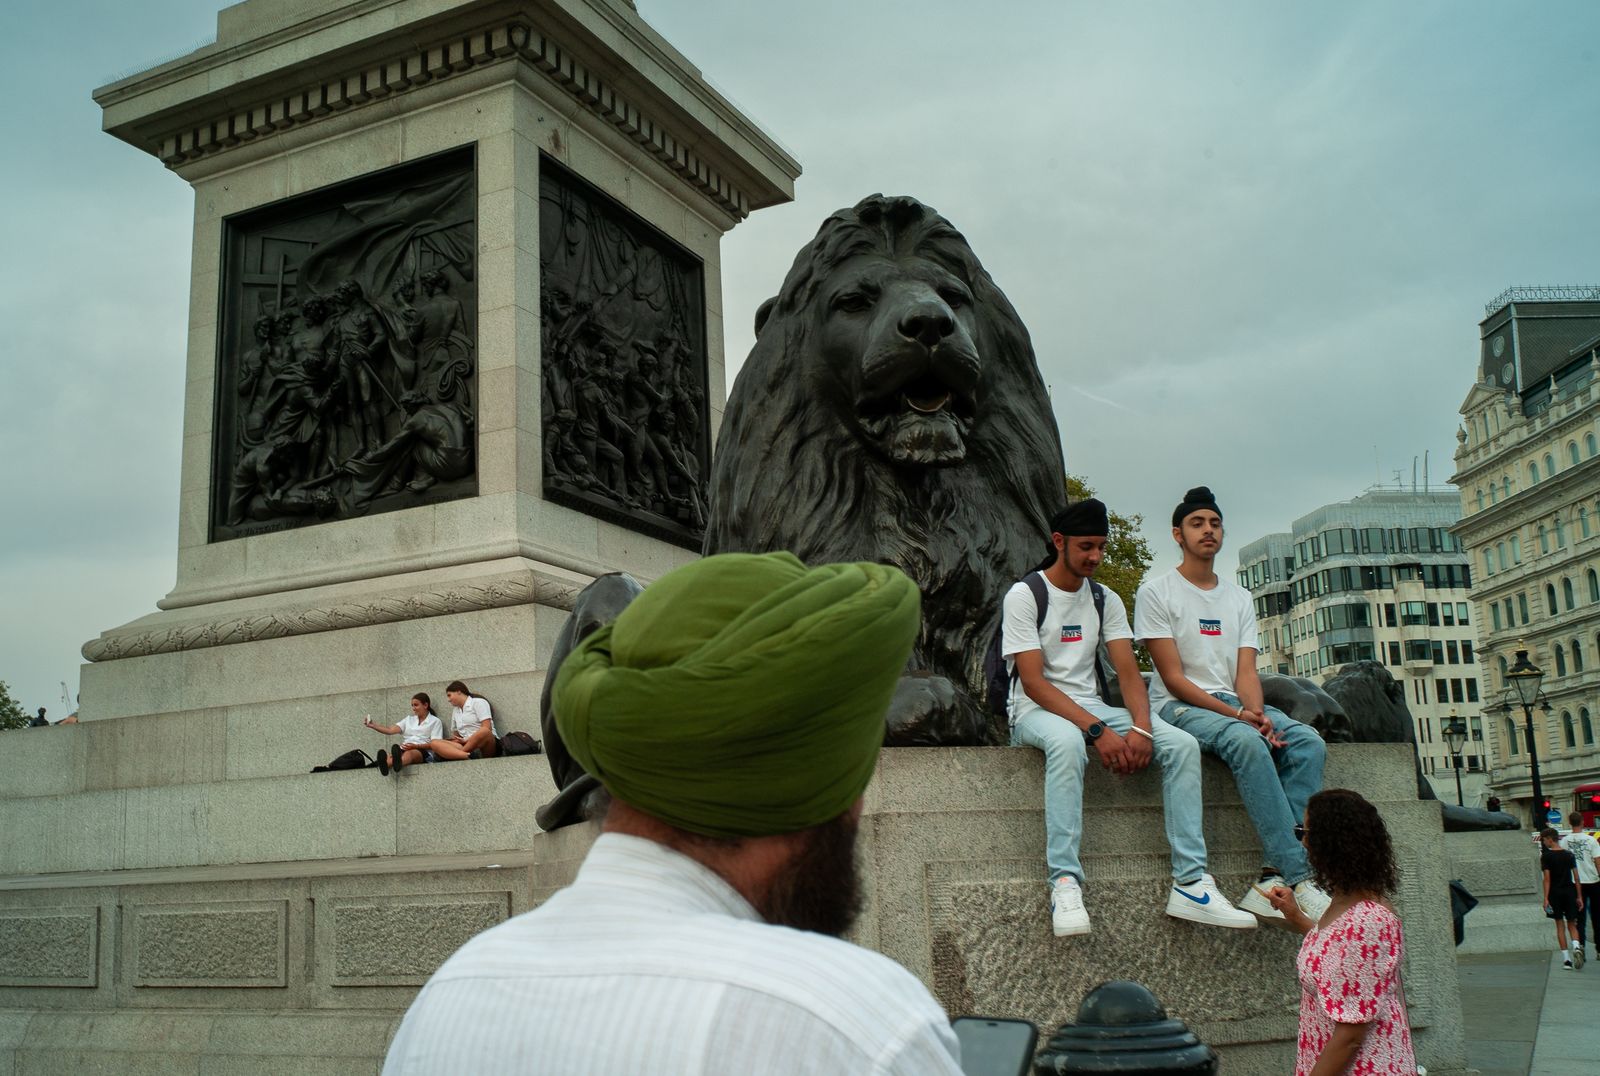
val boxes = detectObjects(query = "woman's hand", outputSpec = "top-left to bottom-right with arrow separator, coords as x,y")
362,715 -> 375,729
1267,885 -> 1314,933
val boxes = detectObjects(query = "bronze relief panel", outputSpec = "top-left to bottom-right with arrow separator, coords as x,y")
211,148 -> 477,541
538,154 -> 710,549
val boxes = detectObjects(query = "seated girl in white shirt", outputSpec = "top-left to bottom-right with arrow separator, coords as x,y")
363,693 -> 445,776
430,679 -> 499,760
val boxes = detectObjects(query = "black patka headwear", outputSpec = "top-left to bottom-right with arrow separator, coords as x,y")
1050,498 -> 1109,538
1034,498 -> 1110,571
1172,486 -> 1222,529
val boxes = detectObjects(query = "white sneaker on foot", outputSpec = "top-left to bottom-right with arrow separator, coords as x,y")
1563,957 -> 1575,970
1050,877 -> 1091,937
1572,944 -> 1585,970
1238,873 -> 1287,919
1166,874 -> 1258,929
1293,879 -> 1333,923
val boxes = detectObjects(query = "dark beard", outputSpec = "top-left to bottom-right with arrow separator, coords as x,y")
759,813 -> 863,937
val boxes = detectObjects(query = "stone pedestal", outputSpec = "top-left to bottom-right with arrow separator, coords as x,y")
1,744 -> 1468,1074
2,4 -> 798,1065
1447,829 -> 1548,954
79,0 -> 798,742
855,744 -> 1467,1076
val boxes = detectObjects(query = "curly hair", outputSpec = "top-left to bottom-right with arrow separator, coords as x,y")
1304,788 -> 1399,897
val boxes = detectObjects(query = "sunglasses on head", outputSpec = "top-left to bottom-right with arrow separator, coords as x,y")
1294,824 -> 1306,842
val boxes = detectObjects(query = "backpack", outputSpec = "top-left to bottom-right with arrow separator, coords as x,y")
311,748 -> 374,773
983,572 -> 1109,719
500,730 -> 541,756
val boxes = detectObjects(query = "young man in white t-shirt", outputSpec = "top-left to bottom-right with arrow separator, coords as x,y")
1135,486 -> 1330,923
1561,812 -> 1600,960
1003,498 -> 1256,937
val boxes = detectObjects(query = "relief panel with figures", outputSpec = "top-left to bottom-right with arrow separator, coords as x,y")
211,149 -> 478,541
538,154 -> 710,549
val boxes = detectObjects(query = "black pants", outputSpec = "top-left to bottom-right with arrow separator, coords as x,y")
1578,882 -> 1600,951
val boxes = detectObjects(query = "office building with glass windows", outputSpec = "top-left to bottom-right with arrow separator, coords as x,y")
1451,286 -> 1600,824
1238,489 -> 1487,804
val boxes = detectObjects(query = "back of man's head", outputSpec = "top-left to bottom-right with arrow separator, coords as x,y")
551,551 -> 920,839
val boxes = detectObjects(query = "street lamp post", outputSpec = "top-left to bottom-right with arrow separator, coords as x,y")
1504,644 -> 1547,827
1442,710 -> 1469,808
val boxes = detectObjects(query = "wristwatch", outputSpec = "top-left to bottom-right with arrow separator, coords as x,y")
1084,722 -> 1105,741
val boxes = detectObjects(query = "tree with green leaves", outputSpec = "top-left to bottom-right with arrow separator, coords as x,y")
1065,473 -> 1154,667
0,680 -> 30,731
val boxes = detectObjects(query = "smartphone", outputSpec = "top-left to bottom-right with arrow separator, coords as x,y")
952,1016 -> 1038,1076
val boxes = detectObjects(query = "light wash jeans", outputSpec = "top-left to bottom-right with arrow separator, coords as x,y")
1157,691 -> 1324,885
1010,700 -> 1207,886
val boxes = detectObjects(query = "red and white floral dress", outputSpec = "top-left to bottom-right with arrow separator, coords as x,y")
1295,900 -> 1416,1076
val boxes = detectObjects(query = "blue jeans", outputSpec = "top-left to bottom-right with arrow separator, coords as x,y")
1157,691 -> 1324,885
1011,700 -> 1208,885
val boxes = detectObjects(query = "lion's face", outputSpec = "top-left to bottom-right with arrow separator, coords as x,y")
815,254 -> 982,466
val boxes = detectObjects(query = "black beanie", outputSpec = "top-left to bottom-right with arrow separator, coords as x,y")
1050,498 -> 1110,538
1172,486 -> 1221,529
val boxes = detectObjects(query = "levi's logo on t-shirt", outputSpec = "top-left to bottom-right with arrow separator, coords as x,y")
1198,618 -> 1222,637
1061,625 -> 1084,643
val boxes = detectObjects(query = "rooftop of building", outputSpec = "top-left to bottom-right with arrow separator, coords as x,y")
1483,285 -> 1600,318
1291,487 -> 1461,532
1238,487 -> 1464,567
1479,288 -> 1600,403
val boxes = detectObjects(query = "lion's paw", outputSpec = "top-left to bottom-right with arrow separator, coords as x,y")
883,673 -> 998,747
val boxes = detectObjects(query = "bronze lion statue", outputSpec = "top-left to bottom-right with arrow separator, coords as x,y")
1266,662 -> 1516,831
705,195 -> 1066,745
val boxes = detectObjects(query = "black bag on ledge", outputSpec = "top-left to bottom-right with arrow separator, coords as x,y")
311,749 -> 375,773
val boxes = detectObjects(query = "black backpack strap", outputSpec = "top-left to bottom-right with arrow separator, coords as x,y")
1089,581 -> 1111,704
1007,572 -> 1051,712
1026,571 -> 1050,632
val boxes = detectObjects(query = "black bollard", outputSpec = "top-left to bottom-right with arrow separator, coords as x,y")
1033,980 -> 1217,1074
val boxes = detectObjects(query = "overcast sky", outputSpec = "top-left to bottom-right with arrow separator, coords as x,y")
2,0 -> 1598,716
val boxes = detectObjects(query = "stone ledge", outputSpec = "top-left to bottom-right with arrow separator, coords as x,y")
0,756 -> 561,876
0,746 -> 1464,1075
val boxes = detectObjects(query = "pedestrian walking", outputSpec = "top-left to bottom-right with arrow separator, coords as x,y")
1541,827 -> 1586,970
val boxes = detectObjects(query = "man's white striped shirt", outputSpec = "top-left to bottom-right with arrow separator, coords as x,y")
383,832 -> 963,1075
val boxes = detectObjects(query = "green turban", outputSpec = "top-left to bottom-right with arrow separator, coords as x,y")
552,552 -> 920,838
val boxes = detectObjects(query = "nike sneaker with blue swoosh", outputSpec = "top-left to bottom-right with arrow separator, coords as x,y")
1050,877 -> 1091,937
1165,874 -> 1257,928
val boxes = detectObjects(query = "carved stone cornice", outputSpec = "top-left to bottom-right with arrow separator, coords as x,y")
147,20 -> 753,219
82,568 -> 583,662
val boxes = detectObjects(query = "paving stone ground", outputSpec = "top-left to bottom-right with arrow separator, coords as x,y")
1456,947 -> 1598,1075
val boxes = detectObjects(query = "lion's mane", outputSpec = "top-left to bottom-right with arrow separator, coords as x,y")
706,196 -> 1065,736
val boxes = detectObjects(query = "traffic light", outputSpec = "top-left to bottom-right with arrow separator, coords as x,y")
1540,797 -> 1553,814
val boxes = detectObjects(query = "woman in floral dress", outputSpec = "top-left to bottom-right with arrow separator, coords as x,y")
1267,788 -> 1416,1076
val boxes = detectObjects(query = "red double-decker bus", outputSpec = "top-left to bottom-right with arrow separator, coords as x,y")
1574,784 -> 1600,830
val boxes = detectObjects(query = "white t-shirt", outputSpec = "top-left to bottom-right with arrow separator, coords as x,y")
1134,567 -> 1259,716
1000,574 -> 1132,715
451,696 -> 495,740
1561,831 -> 1600,884
399,713 -> 444,747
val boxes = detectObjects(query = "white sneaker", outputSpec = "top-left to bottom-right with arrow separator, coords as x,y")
1294,879 -> 1333,923
1050,877 -> 1091,937
1563,957 -> 1575,970
1572,944 -> 1586,971
1166,874 -> 1258,929
1238,873 -> 1286,919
